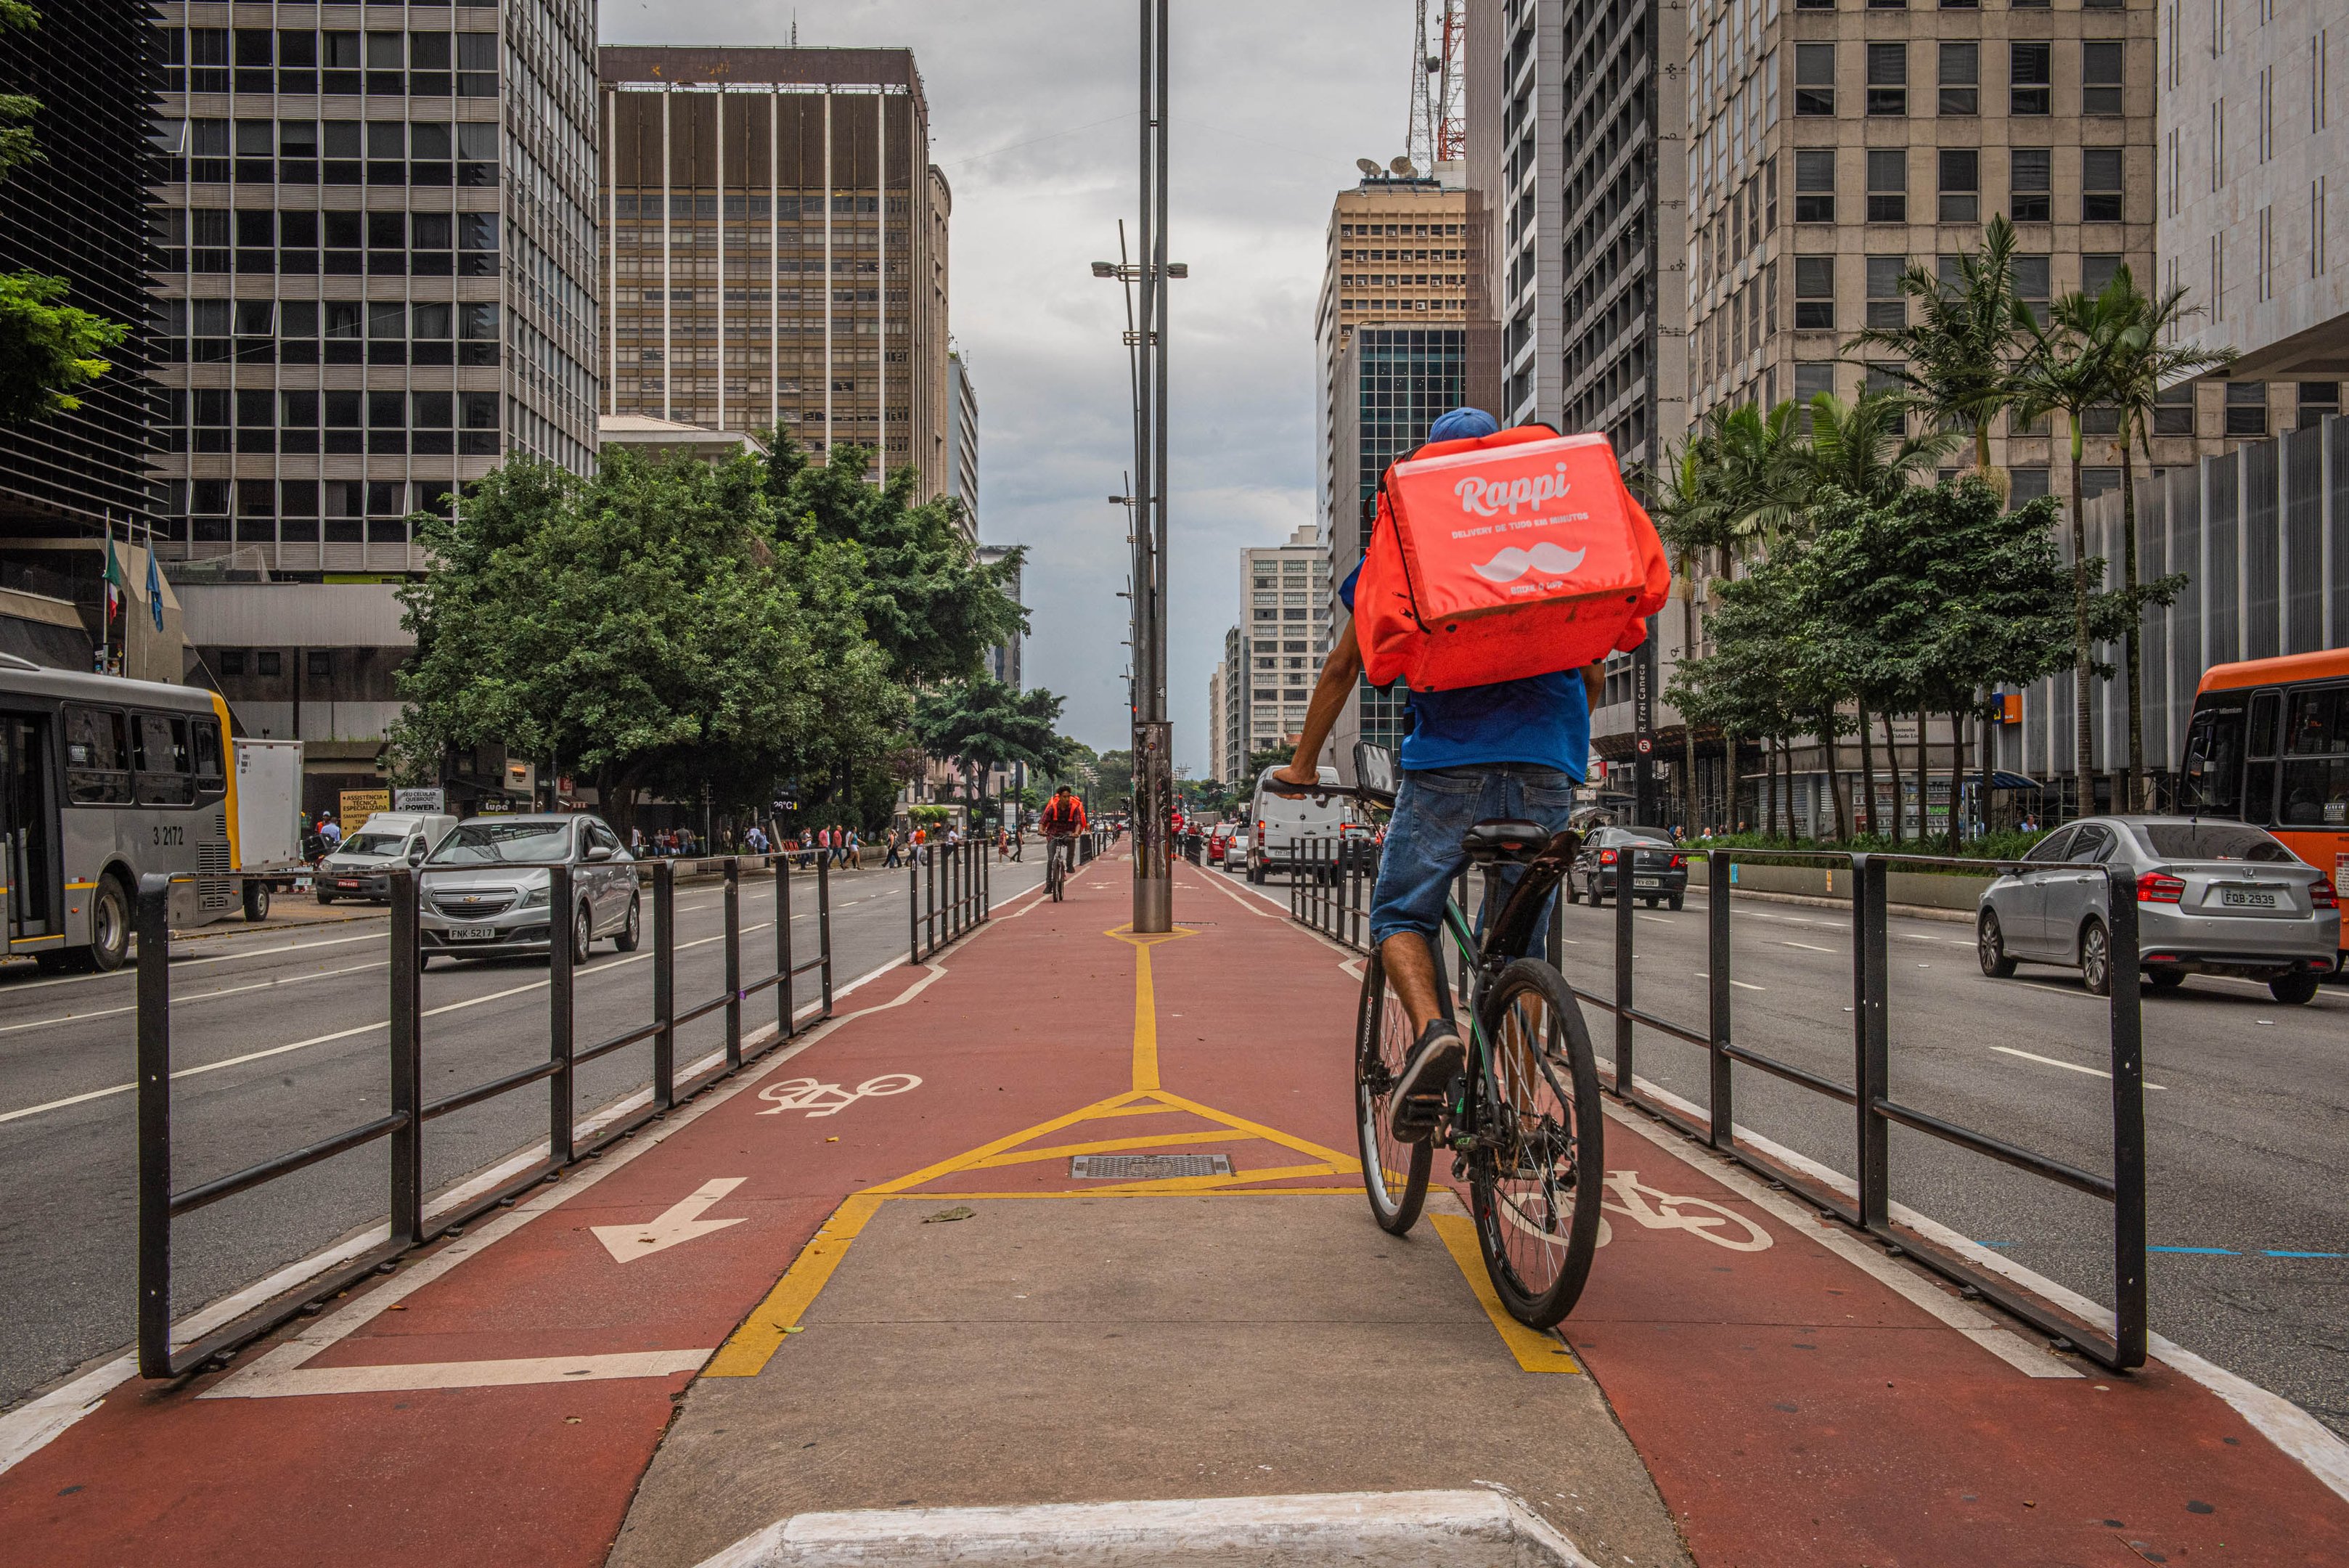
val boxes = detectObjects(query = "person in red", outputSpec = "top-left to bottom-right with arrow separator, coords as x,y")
1039,784 -> 1088,880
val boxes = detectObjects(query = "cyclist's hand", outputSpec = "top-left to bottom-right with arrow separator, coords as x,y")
1267,763 -> 1319,797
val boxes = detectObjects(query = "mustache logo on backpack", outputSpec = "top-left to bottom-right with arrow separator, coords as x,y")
1468,541 -> 1588,584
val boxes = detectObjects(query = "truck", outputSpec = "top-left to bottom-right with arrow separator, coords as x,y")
228,738 -> 307,920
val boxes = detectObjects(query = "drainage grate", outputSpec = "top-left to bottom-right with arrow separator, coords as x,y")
1070,1153 -> 1233,1180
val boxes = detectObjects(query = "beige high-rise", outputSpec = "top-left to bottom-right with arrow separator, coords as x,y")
597,47 -> 951,497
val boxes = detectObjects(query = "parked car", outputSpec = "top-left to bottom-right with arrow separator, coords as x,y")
314,812 -> 458,905
1567,827 -> 1687,909
416,814 -> 640,968
1974,816 -> 2340,1003
1222,822 -> 1251,872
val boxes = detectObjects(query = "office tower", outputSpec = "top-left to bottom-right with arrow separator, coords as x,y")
1220,624 -> 1249,786
949,348 -> 978,528
2157,0 -> 2348,436
977,543 -> 1021,689
150,0 -> 598,814
1241,526 -> 1331,764
0,3 -> 159,554
597,46 -> 952,499
1206,661 -> 1227,785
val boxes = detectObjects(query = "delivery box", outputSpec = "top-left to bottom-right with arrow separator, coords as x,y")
1355,428 -> 1670,693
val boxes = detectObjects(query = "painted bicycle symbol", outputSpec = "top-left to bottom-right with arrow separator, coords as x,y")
756,1074 -> 922,1119
1594,1169 -> 1773,1251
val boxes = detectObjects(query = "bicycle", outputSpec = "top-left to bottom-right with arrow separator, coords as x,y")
1289,763 -> 1604,1330
1045,833 -> 1073,902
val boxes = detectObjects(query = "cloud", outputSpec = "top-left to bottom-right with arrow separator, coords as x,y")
603,1 -> 1418,771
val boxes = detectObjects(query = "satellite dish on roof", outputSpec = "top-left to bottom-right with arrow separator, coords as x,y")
1355,157 -> 1382,176
1389,156 -> 1417,177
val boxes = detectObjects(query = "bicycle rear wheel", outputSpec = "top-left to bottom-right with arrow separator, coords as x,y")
1355,947 -> 1431,1234
1468,957 -> 1603,1328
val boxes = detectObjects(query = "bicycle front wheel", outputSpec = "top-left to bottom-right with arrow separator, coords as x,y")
1468,957 -> 1604,1328
1355,947 -> 1431,1235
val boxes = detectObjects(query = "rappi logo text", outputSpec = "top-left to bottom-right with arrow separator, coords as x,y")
1455,464 -> 1572,518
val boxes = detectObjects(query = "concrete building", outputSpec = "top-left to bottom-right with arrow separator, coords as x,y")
977,544 -> 1021,690
1218,624 -> 1249,786
2158,0 -> 2348,393
1241,526 -> 1332,767
597,46 -> 952,500
1206,660 -> 1227,785
147,1 -> 599,815
948,349 -> 979,528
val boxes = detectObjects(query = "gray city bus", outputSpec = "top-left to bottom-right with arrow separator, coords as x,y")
0,654 -> 279,971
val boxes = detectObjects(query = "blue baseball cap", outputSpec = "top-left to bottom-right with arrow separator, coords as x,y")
1427,407 -> 1500,442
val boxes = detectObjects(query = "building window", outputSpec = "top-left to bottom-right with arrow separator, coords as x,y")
2153,381 -> 2197,436
1866,256 -> 1908,328
2081,149 -> 2124,222
1794,256 -> 1836,330
2009,467 -> 2051,507
2009,147 -> 2052,223
2010,42 -> 2052,115
2299,381 -> 2341,430
1939,149 -> 1980,222
2081,41 -> 2125,117
2082,253 -> 2122,295
1866,43 -> 1908,115
2014,253 -> 2051,324
1796,44 -> 1837,115
1866,149 -> 1907,222
1794,150 -> 1836,222
1938,43 -> 1979,115
2225,380 -> 2268,438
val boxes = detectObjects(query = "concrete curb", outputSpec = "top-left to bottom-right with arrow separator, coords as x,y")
693,1488 -> 1597,1568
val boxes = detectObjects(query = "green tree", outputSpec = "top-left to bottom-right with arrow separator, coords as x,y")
1668,554 -> 1809,838
2096,267 -> 2234,809
1843,216 -> 2030,494
389,449 -> 899,832
912,676 -> 1068,831
0,4 -> 127,425
1087,746 -> 1133,809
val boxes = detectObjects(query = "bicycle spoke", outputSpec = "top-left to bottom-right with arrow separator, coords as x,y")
1482,987 -> 1585,1300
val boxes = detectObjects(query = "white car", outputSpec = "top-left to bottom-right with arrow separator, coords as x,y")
315,812 -> 458,904
1222,822 -> 1250,871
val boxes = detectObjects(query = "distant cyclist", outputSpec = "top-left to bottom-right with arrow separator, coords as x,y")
1273,407 -> 1606,1143
1039,784 -> 1088,886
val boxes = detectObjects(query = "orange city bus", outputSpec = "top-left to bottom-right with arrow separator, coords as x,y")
2181,650 -> 2349,955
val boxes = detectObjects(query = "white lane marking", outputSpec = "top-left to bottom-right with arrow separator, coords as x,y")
1638,914 -> 1675,925
1602,1100 -> 2082,1380
1991,1045 -> 2168,1090
0,929 -> 391,998
591,1177 -> 748,1263
2015,980 -> 2095,999
1780,940 -> 1838,953
1691,971 -> 1767,992
0,959 -> 388,1037
214,1347 -> 711,1397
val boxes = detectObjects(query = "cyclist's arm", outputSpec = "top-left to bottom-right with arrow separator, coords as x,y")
1275,618 -> 1362,791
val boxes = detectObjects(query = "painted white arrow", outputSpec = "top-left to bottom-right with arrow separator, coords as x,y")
592,1177 -> 749,1264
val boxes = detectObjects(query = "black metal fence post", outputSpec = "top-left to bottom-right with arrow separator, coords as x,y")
1857,854 -> 1890,1229
1707,849 -> 1733,1150
817,849 -> 834,1015
2108,867 -> 2148,1367
1614,857 -> 1635,1093
135,873 -> 173,1379
924,844 -> 936,957
547,864 -> 575,1166
388,870 -> 422,1246
774,855 -> 793,1042
653,860 -> 677,1103
907,843 -> 920,964
722,857 -> 743,1069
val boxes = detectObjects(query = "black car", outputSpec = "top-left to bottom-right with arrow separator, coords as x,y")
1567,828 -> 1687,910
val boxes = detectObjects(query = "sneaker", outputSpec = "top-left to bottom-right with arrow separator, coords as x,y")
1388,1019 -> 1465,1143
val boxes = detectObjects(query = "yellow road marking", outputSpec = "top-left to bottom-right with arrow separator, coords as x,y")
704,1193 -> 881,1377
966,1127 -> 1249,1171
1428,1212 -> 1582,1374
1146,1087 -> 1360,1170
859,1090 -> 1150,1195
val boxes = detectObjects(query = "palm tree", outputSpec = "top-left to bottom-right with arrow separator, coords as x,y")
1706,399 -> 1810,546
2012,279 -> 2126,816
1845,216 -> 2029,497
2099,268 -> 2237,810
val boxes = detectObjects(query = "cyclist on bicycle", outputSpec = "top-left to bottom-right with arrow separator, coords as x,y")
1274,407 -> 1604,1144
1039,785 -> 1088,872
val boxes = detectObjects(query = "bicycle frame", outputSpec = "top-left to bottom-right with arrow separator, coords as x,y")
1426,832 -> 1579,1148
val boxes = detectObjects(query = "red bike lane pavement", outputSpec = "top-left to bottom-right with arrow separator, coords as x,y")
1,852 -> 2343,1567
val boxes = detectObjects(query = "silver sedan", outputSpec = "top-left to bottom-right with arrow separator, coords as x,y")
417,814 -> 640,968
1976,816 -> 2341,1004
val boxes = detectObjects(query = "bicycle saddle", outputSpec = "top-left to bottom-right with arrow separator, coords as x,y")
1460,818 -> 1554,865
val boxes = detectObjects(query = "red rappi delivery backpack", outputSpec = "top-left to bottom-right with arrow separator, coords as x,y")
1354,426 -> 1670,693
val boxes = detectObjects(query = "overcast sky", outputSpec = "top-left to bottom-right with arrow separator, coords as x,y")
603,1 -> 1418,774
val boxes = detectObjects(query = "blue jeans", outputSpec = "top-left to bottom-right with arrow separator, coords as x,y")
1368,764 -> 1579,952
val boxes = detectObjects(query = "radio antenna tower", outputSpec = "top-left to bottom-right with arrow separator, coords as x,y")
1405,0 -> 1465,173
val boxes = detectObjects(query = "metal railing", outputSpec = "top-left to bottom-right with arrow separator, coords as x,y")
908,838 -> 992,963
136,853 -> 834,1381
1291,840 -> 2149,1372
1288,835 -> 1376,952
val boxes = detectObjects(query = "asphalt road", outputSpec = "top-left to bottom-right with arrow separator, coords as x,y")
0,854 -> 1049,1410
1248,865 -> 2349,1440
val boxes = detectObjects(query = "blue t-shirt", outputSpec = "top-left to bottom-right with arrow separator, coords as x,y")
1340,557 -> 1590,778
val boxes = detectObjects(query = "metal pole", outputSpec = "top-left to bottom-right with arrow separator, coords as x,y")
907,841 -> 920,965
1130,0 -> 1173,934
548,865 -> 574,1166
136,873 -> 173,1379
388,870 -> 422,1245
775,854 -> 793,1041
924,844 -> 936,957
817,848 -> 833,1016
1614,862 -> 1634,1092
653,860 -> 676,1102
1707,850 -> 1733,1149
723,857 -> 742,1069
2108,867 -> 2147,1367
1858,854 -> 1890,1229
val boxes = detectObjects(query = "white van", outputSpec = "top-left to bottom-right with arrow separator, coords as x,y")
1246,766 -> 1349,884
316,812 -> 459,904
